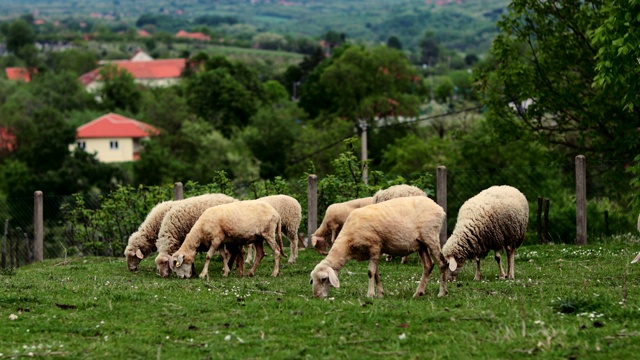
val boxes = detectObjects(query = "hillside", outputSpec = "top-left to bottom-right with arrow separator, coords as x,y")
1,0 -> 510,54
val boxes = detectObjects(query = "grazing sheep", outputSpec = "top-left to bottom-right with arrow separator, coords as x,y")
374,184 -> 428,264
373,184 -> 427,204
442,185 -> 529,281
310,196 -> 447,298
632,213 -> 640,264
257,195 -> 302,263
124,200 -> 176,271
171,200 -> 282,279
154,193 -> 237,277
311,197 -> 374,253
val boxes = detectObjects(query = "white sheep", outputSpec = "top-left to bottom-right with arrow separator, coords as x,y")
374,184 -> 428,264
632,213 -> 640,264
310,196 -> 447,298
257,195 -> 302,263
123,200 -> 176,271
154,193 -> 237,278
310,197 -> 373,252
373,184 -> 427,204
171,200 -> 283,279
442,185 -> 529,281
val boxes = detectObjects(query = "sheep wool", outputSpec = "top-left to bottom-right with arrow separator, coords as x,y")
442,185 -> 528,280
257,195 -> 302,263
311,197 -> 373,249
632,213 -> 640,264
310,196 -> 447,299
373,184 -> 427,204
124,200 -> 176,271
171,200 -> 282,279
154,193 -> 237,277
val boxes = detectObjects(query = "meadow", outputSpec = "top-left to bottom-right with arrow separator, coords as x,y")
2,235 -> 640,359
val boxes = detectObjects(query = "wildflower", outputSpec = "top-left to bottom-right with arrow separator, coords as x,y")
399,333 -> 407,340
224,335 -> 232,341
9,314 -> 18,320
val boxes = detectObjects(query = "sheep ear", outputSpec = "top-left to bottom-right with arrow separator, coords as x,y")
311,236 -> 318,247
309,278 -> 313,285
175,254 -> 184,268
632,252 -> 640,264
135,249 -> 144,259
327,268 -> 340,288
168,255 -> 176,271
448,257 -> 458,272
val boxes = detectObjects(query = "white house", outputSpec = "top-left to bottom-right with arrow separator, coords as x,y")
70,113 -> 159,163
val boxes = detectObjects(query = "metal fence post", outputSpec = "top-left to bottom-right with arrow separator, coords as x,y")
174,182 -> 183,200
307,174 -> 318,247
576,155 -> 587,245
437,166 -> 447,247
33,191 -> 43,262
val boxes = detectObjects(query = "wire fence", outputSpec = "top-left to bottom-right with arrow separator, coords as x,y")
1,158 -> 637,269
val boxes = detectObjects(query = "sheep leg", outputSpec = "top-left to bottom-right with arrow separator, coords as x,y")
235,246 -> 245,276
288,230 -> 297,264
247,241 -> 265,277
474,259 -> 481,281
245,244 -> 255,264
414,248 -> 433,298
263,234 -> 281,277
422,239 -> 449,297
199,244 -> 219,280
401,256 -> 408,264
367,259 -> 383,298
495,251 -> 506,279
506,247 -> 516,279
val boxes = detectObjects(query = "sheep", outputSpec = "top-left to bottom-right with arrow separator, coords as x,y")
373,184 -> 427,204
310,196 -> 447,298
632,213 -> 640,264
257,195 -> 302,263
442,185 -> 529,281
373,184 -> 428,264
123,200 -> 176,271
310,197 -> 374,254
171,200 -> 282,279
154,193 -> 237,278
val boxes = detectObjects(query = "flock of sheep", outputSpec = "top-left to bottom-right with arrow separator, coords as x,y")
123,184 -> 536,298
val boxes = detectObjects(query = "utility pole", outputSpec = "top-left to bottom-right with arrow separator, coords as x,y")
360,119 -> 368,185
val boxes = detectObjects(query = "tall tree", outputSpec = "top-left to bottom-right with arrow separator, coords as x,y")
476,0 -> 640,169
97,65 -> 142,113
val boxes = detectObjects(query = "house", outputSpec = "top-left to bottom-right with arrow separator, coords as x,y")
5,67 -> 36,82
70,113 -> 159,163
0,127 -> 16,156
79,55 -> 186,92
176,30 -> 211,42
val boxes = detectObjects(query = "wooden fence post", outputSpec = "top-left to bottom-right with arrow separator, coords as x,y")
24,232 -> 30,264
543,198 -> 550,243
33,191 -> 43,262
173,182 -> 184,200
575,155 -> 587,245
537,197 -> 543,244
436,166 -> 447,247
307,174 -> 318,248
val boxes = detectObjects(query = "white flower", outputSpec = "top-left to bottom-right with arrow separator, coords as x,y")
9,314 -> 18,320
224,335 -> 232,341
237,337 -> 245,343
399,333 -> 407,340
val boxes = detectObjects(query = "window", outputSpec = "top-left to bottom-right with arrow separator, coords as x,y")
110,141 -> 119,150
77,141 -> 86,150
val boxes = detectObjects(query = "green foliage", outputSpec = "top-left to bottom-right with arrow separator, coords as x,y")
591,0 -> 640,111
44,49 -> 99,75
97,64 -> 142,113
1,18 -> 36,55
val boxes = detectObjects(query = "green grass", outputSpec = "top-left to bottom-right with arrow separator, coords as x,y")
2,235 -> 640,359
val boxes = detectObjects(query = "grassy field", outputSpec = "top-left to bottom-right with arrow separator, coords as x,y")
2,235 -> 640,359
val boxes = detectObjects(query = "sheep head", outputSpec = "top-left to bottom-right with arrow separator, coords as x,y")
171,252 -> 195,279
310,262 -> 340,298
445,256 -> 465,282
124,243 -> 144,271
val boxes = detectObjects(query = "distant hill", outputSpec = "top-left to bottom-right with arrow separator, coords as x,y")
2,0 -> 509,54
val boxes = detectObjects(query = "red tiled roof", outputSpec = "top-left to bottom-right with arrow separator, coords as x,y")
78,59 -> 186,86
77,113 -> 160,139
5,67 -> 35,82
176,30 -> 211,41
138,29 -> 150,37
0,127 -> 16,152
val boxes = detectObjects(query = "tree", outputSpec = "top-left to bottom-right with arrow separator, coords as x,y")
97,65 -> 142,113
45,49 -> 99,75
592,0 -> 640,111
386,35 -> 403,50
30,71 -> 95,113
420,31 -> 440,66
476,0 -> 640,172
1,19 -> 35,55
